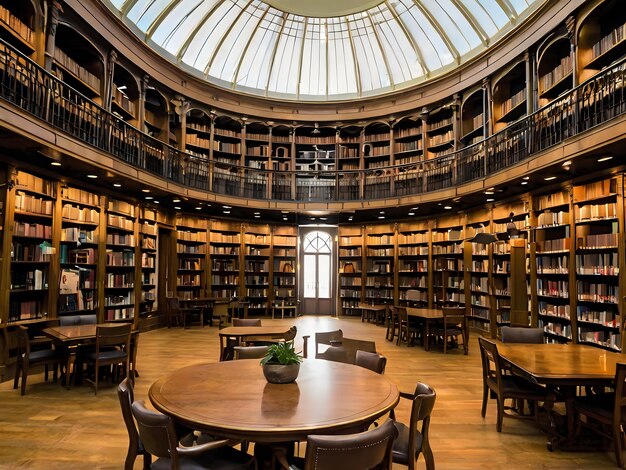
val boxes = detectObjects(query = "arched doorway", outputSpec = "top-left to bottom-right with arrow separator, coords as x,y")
299,228 -> 337,315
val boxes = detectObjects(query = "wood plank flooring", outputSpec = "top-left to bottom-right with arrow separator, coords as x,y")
0,316 -> 613,469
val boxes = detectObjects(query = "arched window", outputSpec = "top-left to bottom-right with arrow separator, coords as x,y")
303,231 -> 332,299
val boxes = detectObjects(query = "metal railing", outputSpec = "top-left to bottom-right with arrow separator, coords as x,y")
1,38 -> 625,203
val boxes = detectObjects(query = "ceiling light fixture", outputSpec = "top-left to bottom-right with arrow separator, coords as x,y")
378,216 -> 385,219
408,212 -> 415,216
598,156 -> 613,162
113,183 -> 122,188
195,206 -> 202,210
50,162 -> 61,167
486,198 -> 495,202
173,198 -> 181,203
145,196 -> 153,200
523,176 -> 530,180
521,181 -> 528,185
142,189 -> 150,193
544,176 -> 556,181
154,200 -> 159,204
444,205 -> 452,210
86,174 -> 97,179
174,206 -> 181,210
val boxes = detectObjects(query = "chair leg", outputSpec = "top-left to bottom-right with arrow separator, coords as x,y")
13,359 -> 21,391
496,397 -> 504,432
614,422 -> 624,469
422,441 -> 435,470
481,384 -> 489,418
20,360 -> 29,396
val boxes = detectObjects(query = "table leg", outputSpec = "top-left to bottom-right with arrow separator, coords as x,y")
425,321 -> 431,351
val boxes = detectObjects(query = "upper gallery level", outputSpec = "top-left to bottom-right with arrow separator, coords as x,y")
0,0 -> 625,219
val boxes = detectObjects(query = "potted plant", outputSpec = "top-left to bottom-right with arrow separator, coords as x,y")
260,341 -> 303,384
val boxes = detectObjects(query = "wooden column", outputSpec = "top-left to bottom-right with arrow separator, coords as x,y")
510,238 -> 528,327
43,0 -> 61,71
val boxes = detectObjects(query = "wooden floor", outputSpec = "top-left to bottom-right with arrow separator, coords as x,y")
0,316 -> 612,469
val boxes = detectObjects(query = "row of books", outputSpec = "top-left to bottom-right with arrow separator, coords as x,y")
12,268 -> 47,290
576,282 -> 618,304
536,237 -> 570,252
63,205 -> 99,224
12,242 -> 50,262
575,253 -> 619,275
178,244 -> 204,254
432,244 -> 463,255
212,260 -> 238,271
211,233 -> 240,244
577,232 -> 618,249
578,306 -> 620,327
536,255 -> 568,274
537,210 -> 569,226
576,202 -> 617,221
539,55 -> 573,93
15,171 -> 55,196
141,254 -> 155,268
500,88 -> 526,118
60,247 -> 96,264
538,302 -> 570,319
14,221 -> 52,239
536,279 -> 569,298
108,214 -> 134,231
63,187 -> 99,206
53,47 -> 101,92
340,277 -> 361,286
106,250 -> 135,266
178,230 -> 205,242
179,259 -> 201,270
106,273 -> 134,288
15,192 -> 53,215
107,233 -> 135,246
591,22 -> 626,59
177,274 -> 200,286
9,300 -> 41,321
211,274 -> 238,285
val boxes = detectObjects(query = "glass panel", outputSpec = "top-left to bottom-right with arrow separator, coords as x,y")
422,0 -> 479,54
304,254 -> 316,298
127,0 -> 171,32
300,19 -> 326,96
267,16 -> 304,95
318,254 -> 330,298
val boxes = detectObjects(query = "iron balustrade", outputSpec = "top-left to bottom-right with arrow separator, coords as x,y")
0,38 -> 625,203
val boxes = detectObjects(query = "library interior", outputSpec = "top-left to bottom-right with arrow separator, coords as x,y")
0,0 -> 626,469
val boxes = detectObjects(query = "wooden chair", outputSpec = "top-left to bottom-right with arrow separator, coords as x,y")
355,350 -> 387,374
317,346 -> 352,364
166,297 -> 203,329
302,329 -> 343,359
233,345 -> 270,360
117,378 -> 152,470
405,289 -> 421,307
390,382 -> 436,470
213,300 -> 237,329
574,362 -> 626,468
83,323 -> 131,395
397,308 -> 419,347
131,400 -> 256,470
284,419 -> 397,470
385,306 -> 400,343
501,326 -> 544,344
233,318 -> 262,327
478,337 -> 547,432
13,325 -> 62,395
431,307 -> 468,354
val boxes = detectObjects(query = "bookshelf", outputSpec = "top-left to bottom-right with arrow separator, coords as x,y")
52,25 -> 103,100
425,106 -> 455,160
431,223 -> 464,309
209,221 -> 241,299
185,109 -> 212,159
397,224 -> 429,307
244,224 -> 271,316
537,36 -> 573,104
105,199 -> 136,321
111,63 -> 138,123
271,226 -> 298,318
0,3 -> 36,56
493,62 -> 527,131
59,186 -> 100,323
8,171 -> 55,323
139,208 -> 158,318
295,126 -> 336,201
460,90 -> 485,147
365,226 -> 395,305
338,126 -> 361,173
175,216 -> 207,301
578,2 -> 626,83
338,226 -> 364,316
465,218 -> 492,336
573,178 -> 622,351
533,189 -> 573,343
394,117 -> 424,164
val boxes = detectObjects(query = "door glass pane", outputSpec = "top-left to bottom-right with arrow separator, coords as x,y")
304,254 -> 316,298
318,254 -> 330,298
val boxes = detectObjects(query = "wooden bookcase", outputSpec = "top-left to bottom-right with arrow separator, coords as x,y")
572,177 -> 622,351
104,199 -> 136,321
111,63 -> 138,124
175,216 -> 207,301
425,105 -> 455,160
492,61 -> 527,132
244,224 -> 271,316
338,226 -> 364,316
139,208 -> 158,318
209,221 -> 241,299
184,109 -> 212,160
460,89 -> 485,147
271,226 -> 298,318
59,185 -> 100,323
537,35 -> 573,105
431,220 -> 464,309
532,188 -> 573,343
466,216 -> 492,337
365,225 -> 395,305
0,2 -> 37,58
7,171 -> 56,322
396,223 -> 430,307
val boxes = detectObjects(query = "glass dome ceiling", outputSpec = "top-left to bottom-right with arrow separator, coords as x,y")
103,0 -> 540,102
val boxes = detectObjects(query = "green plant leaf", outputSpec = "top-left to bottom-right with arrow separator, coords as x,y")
260,341 -> 303,365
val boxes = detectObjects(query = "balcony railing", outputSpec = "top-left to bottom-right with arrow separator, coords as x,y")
0,38 -> 624,202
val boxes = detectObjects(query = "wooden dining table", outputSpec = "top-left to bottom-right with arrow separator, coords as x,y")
43,323 -> 138,389
358,302 -> 386,324
218,325 -> 294,361
497,342 -> 625,450
149,359 -> 399,443
406,307 -> 444,351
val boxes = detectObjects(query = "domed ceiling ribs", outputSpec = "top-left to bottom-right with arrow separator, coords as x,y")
105,0 -> 539,101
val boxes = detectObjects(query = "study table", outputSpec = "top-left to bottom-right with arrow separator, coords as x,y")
42,323 -> 138,389
497,342 -> 624,450
149,359 -> 399,443
218,326 -> 294,361
358,302 -> 386,324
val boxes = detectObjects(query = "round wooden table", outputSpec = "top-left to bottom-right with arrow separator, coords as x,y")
149,359 -> 399,443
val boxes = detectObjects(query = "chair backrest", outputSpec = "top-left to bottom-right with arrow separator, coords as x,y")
501,326 -> 544,344
407,382 -> 437,462
302,419 -> 397,470
614,363 -> 626,426
282,325 -> 297,342
478,337 -> 503,392
96,323 -> 132,351
317,346 -> 351,364
233,318 -> 262,327
314,329 -> 344,358
398,308 -> 409,324
117,378 -> 140,464
59,315 -> 95,326
355,350 -> 387,374
166,297 -> 181,315
15,326 -> 30,359
234,345 -> 270,360
131,400 -> 180,465
406,290 -> 420,304
442,307 -> 466,327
